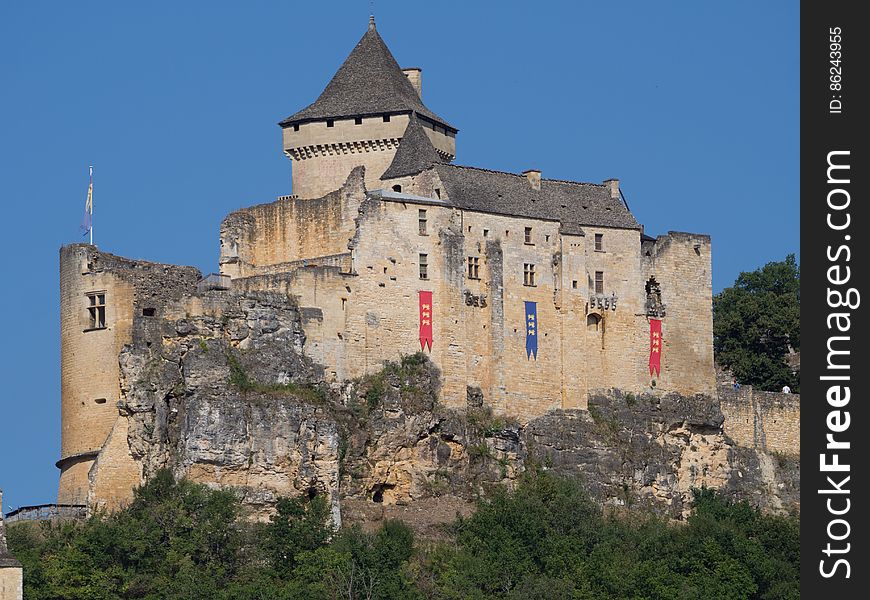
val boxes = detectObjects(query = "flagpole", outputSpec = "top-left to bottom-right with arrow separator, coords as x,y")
89,165 -> 93,245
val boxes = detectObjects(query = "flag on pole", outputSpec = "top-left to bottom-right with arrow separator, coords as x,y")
80,166 -> 93,242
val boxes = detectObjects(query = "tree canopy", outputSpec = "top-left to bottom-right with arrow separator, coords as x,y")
713,254 -> 800,391
8,470 -> 799,599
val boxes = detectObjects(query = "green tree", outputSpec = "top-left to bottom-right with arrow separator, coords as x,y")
713,254 -> 800,391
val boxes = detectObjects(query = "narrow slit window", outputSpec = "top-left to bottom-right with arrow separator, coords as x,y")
434,188 -> 441,199
419,253 -> 428,280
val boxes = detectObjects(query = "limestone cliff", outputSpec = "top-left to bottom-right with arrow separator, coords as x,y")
105,288 -> 797,530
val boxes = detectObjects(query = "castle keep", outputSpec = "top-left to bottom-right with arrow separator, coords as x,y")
57,19 -> 716,509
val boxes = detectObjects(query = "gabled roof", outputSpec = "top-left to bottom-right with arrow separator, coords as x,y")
279,19 -> 455,131
380,114 -> 444,180
432,164 -> 641,232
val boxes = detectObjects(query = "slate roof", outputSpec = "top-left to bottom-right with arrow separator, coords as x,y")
432,164 -> 641,232
279,19 -> 455,131
380,114 -> 444,180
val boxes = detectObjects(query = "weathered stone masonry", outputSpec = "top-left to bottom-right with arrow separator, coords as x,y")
56,19 -> 796,516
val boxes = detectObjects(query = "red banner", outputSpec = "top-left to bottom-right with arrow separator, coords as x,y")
419,291 -> 433,351
649,319 -> 662,376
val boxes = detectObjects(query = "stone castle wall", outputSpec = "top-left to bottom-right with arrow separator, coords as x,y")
58,245 -> 201,507
220,174 -> 716,421
719,385 -> 801,456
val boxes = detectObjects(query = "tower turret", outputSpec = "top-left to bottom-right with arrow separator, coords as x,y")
279,18 -> 457,198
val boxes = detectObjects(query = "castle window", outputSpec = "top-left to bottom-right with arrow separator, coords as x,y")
483,229 -> 489,237
326,119 -> 335,128
341,298 -> 347,310
86,292 -> 106,330
572,280 -> 578,289
545,234 -> 550,242
467,256 -> 480,280
434,188 -> 441,199
293,124 -> 299,132
595,233 -> 604,252
419,253 -> 428,280
383,114 -> 391,122
418,209 -> 427,235
393,184 -> 402,192
94,398 -> 107,405
354,117 -> 363,125
595,271 -> 604,294
524,227 -> 533,244
142,307 -> 155,317
523,263 -> 536,287
587,314 -> 599,329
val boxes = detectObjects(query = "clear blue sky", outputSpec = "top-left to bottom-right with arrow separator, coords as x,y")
0,1 -> 798,510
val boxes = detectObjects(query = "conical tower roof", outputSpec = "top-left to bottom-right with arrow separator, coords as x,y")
279,18 -> 455,130
381,113 -> 444,179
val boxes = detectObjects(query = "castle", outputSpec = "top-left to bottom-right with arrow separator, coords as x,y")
57,19 -> 715,509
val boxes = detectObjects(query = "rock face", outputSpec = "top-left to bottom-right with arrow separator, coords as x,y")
113,290 -> 798,528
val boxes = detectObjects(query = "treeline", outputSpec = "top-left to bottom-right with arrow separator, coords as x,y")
8,470 -> 798,599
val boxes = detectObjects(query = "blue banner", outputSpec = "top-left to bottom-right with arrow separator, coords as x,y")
524,301 -> 537,360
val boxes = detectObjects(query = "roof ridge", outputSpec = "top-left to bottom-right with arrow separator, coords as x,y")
439,163 -> 607,188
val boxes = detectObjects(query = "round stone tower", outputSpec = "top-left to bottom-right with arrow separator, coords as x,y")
57,245 -> 135,505
279,17 -> 457,199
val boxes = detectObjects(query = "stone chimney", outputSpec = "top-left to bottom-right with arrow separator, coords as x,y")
523,169 -> 542,191
403,68 -> 422,98
0,489 -> 24,600
603,178 -> 620,200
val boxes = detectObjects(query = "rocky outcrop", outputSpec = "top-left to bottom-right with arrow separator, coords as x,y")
110,290 -> 798,529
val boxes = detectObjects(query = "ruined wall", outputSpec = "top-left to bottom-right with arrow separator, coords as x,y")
282,114 -> 455,199
58,245 -> 201,507
219,168 -> 367,279
719,386 -> 801,456
641,232 -> 716,397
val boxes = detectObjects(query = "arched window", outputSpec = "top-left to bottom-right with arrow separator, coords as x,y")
586,313 -> 601,331
587,313 -> 605,349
